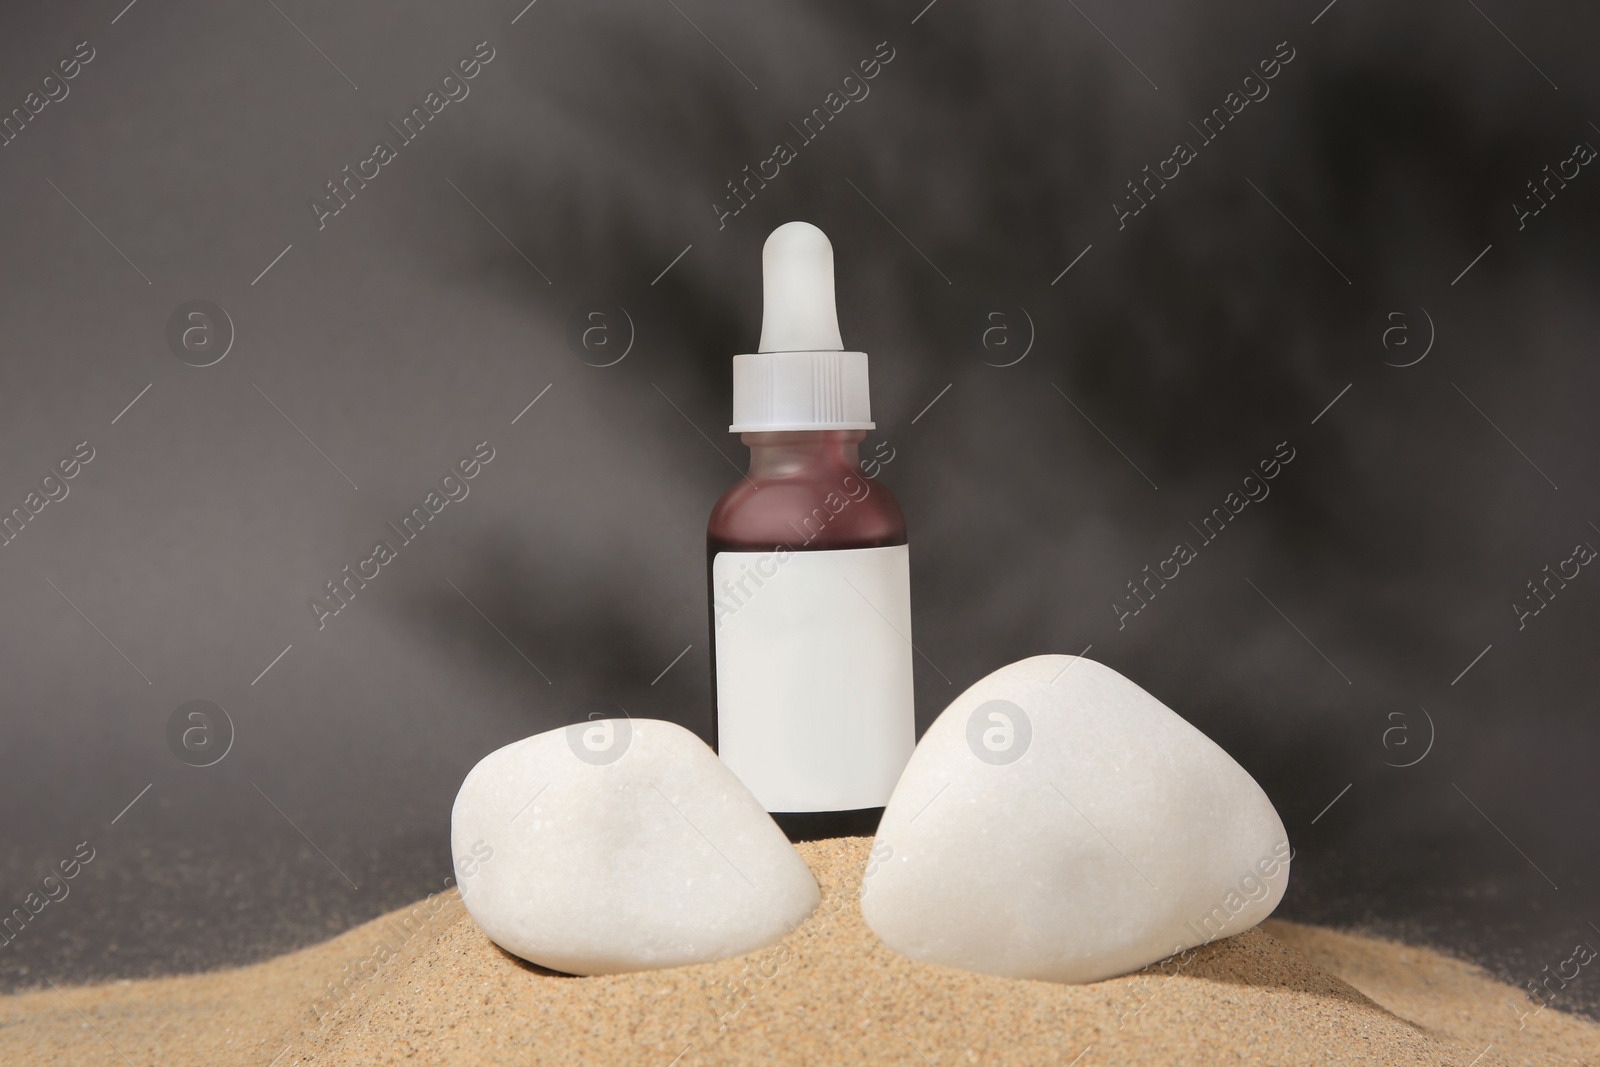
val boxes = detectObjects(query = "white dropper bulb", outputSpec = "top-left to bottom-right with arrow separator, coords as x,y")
729,221 -> 872,433
758,221 -> 844,354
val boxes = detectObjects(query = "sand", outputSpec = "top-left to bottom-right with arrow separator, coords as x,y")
3,837 -> 1594,1065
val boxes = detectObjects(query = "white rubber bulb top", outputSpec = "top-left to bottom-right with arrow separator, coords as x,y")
729,221 -> 874,433
758,221 -> 844,353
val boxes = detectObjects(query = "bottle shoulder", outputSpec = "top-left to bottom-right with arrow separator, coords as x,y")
708,471 -> 906,551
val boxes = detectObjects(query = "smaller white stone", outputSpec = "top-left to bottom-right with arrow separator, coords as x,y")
451,717 -> 819,975
861,655 -> 1290,984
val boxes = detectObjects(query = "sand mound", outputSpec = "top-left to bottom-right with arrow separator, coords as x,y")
3,837 -> 1593,1065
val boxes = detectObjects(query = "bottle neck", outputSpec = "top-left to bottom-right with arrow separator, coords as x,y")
739,430 -> 864,479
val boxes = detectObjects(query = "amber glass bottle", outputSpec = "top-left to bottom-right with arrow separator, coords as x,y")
707,223 -> 915,840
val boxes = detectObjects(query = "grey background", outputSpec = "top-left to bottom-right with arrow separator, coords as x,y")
2,0 -> 1597,1023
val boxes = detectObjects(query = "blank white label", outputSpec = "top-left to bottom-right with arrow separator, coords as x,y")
713,544 -> 916,813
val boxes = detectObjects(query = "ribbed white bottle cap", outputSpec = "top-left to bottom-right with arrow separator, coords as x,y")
729,221 -> 874,433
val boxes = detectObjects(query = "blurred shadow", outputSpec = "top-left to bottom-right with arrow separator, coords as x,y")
492,942 -> 582,979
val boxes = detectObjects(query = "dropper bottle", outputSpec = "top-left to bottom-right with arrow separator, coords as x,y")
707,221 -> 916,840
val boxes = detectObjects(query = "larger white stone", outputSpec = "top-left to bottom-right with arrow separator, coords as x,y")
861,655 -> 1290,984
451,717 -> 819,976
